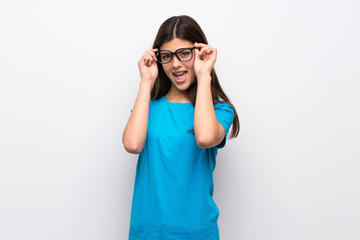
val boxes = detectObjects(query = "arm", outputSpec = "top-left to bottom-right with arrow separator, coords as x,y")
193,43 -> 225,149
122,49 -> 158,154
122,81 -> 153,154
194,76 -> 225,148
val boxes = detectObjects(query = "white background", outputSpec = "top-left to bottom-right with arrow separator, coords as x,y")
1,0 -> 359,239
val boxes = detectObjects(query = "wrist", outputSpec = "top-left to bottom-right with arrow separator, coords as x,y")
139,80 -> 154,91
196,74 -> 212,84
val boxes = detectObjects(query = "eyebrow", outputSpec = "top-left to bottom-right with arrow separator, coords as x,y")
158,47 -> 195,52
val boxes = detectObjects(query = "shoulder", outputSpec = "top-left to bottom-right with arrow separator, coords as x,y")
150,96 -> 165,106
214,101 -> 235,126
214,101 -> 234,112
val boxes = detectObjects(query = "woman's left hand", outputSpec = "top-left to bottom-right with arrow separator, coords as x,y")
194,42 -> 217,78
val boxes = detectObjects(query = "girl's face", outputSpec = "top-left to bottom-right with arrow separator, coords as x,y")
159,38 -> 196,93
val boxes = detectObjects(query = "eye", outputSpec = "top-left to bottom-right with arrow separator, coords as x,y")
160,53 -> 171,60
179,50 -> 191,57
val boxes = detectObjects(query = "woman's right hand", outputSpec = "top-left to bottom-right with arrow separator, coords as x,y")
138,48 -> 159,85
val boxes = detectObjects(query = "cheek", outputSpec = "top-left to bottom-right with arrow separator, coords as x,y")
185,62 -> 195,76
183,59 -> 194,70
162,65 -> 172,77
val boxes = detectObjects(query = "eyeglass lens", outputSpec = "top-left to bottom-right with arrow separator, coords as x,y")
158,48 -> 193,64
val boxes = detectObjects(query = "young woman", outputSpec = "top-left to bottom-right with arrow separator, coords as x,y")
123,15 -> 239,240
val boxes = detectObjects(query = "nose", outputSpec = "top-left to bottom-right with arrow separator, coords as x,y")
171,55 -> 183,68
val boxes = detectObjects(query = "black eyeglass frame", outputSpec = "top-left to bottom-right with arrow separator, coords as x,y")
155,47 -> 198,64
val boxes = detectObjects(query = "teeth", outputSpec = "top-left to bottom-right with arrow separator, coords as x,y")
174,72 -> 185,76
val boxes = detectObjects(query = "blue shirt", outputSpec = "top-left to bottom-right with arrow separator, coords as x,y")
129,95 -> 234,240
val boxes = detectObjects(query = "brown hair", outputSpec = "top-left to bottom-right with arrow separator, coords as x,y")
151,15 -> 239,138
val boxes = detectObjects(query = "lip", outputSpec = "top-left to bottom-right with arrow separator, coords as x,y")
172,70 -> 187,74
172,71 -> 187,83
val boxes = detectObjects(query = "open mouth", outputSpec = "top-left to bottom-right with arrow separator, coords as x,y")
173,71 -> 187,83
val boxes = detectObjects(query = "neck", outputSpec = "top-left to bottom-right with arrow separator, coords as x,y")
166,86 -> 190,103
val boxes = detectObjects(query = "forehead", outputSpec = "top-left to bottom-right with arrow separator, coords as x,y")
160,38 -> 194,51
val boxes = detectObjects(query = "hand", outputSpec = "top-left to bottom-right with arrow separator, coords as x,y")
138,48 -> 159,85
194,43 -> 217,78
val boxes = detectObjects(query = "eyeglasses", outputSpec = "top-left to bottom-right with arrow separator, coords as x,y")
156,47 -> 197,64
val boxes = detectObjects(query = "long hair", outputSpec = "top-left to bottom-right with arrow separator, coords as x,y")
151,15 -> 239,138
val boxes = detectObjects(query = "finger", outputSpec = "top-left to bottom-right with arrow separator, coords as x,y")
202,48 -> 216,60
200,48 -> 211,58
146,50 -> 158,61
143,57 -> 149,66
150,48 -> 159,61
194,42 -> 208,48
143,55 -> 153,66
142,54 -> 149,63
145,48 -> 158,54
194,48 -> 201,60
197,48 -> 206,58
147,58 -> 154,66
194,42 -> 204,56
194,48 -> 204,61
194,43 -> 215,55
206,49 -> 215,59
145,53 -> 155,64
211,48 -> 218,58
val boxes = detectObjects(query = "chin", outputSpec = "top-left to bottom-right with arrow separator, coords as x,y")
172,80 -> 192,91
172,84 -> 188,92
